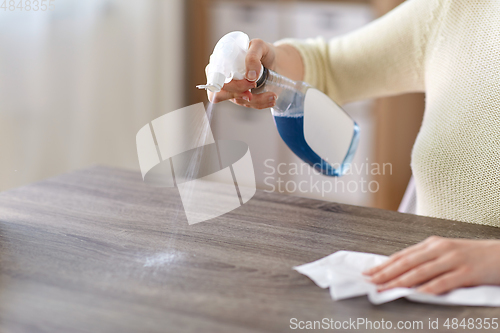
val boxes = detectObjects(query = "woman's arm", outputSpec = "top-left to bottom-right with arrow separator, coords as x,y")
210,0 -> 447,108
211,0 -> 447,108
278,0 -> 447,105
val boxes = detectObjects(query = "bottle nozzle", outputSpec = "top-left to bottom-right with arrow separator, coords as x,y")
196,71 -> 226,93
197,31 -> 250,93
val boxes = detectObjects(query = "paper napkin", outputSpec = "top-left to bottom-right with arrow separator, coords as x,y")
294,251 -> 500,306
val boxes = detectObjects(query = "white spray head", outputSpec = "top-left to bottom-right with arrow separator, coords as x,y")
197,31 -> 262,93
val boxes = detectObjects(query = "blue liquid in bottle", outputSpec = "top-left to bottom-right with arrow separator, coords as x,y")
273,115 -> 359,176
254,68 -> 359,177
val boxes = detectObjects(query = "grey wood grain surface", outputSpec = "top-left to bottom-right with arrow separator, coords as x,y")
0,166 -> 499,333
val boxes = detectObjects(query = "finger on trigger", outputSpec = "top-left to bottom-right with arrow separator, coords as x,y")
212,90 -> 234,103
223,79 -> 255,93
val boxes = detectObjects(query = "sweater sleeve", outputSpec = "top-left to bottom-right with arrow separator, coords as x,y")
274,0 -> 446,105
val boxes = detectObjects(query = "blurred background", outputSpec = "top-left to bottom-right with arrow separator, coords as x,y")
0,0 -> 424,211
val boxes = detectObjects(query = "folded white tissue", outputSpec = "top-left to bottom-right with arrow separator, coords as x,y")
294,251 -> 500,307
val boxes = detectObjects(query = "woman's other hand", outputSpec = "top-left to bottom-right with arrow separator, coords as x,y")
363,236 -> 500,295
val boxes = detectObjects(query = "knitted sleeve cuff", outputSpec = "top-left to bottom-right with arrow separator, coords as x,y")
273,37 -> 328,92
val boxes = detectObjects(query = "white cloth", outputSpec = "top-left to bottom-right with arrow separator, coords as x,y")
294,251 -> 500,306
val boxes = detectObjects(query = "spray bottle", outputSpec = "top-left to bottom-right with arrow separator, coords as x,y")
198,31 -> 359,176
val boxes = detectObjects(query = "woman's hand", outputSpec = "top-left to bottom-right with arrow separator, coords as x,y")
207,39 -> 304,109
363,236 -> 500,295
208,38 -> 278,109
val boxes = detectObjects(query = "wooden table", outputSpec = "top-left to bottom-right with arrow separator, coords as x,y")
0,166 -> 499,333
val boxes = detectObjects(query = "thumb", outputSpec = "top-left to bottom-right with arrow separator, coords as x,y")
245,39 -> 266,81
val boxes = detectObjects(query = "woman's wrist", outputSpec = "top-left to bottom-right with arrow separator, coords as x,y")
273,43 -> 304,81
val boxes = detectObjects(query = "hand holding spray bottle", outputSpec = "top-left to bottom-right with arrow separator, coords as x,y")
198,31 -> 359,176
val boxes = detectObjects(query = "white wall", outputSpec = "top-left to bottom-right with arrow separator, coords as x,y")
0,0 -> 184,191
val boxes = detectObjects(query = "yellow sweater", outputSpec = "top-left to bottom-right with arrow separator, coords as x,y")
276,0 -> 500,226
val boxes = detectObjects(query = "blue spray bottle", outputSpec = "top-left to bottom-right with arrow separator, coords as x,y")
198,31 -> 359,176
